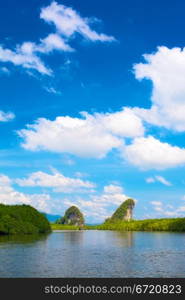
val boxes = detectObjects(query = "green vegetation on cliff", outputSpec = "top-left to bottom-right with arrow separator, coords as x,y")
57,206 -> 84,226
0,204 -> 51,235
109,198 -> 135,222
50,201 -> 185,232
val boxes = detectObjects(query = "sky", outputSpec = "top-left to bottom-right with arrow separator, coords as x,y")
1,0 -> 185,223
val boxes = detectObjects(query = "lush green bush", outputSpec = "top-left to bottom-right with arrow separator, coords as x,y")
51,218 -> 185,232
96,218 -> 185,232
0,204 -> 51,235
51,224 -> 80,230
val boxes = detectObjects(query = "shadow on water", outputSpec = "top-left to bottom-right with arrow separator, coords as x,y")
0,233 -> 50,245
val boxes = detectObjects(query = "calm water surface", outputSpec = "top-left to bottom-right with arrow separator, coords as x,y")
0,231 -> 185,277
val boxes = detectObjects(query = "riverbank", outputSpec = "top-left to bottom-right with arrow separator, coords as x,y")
51,217 -> 185,232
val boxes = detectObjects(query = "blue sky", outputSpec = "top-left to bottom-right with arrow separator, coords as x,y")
1,0 -> 185,223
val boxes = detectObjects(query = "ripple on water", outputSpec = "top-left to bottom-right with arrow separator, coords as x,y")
0,231 -> 185,277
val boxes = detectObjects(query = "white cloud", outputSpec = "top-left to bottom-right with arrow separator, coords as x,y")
62,156 -> 75,166
150,201 -> 162,206
146,175 -> 172,186
154,206 -> 163,212
74,171 -> 88,178
40,1 -> 115,42
43,86 -> 62,95
150,201 -> 163,212
146,177 -> 155,183
177,206 -> 185,212
92,191 -> 129,206
0,110 -> 15,122
0,174 -> 51,212
15,170 -> 95,193
150,200 -> 185,217
0,34 -> 73,76
18,108 -> 144,158
0,174 -> 133,221
133,46 -> 185,132
103,184 -> 123,194
96,108 -> 144,138
162,210 -> 178,216
123,136 -> 185,170
0,2 -> 114,75
38,33 -> 74,53
155,175 -> 172,186
0,44 -> 52,75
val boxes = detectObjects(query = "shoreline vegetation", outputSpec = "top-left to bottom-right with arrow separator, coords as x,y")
52,218 -> 185,232
1,202 -> 185,235
0,204 -> 51,235
52,201 -> 185,232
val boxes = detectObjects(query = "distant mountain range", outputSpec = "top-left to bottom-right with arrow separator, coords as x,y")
44,213 -> 61,223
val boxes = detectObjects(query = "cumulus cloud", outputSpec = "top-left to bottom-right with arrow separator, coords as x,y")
103,184 -> 124,194
38,33 -> 74,53
15,170 -> 95,193
177,206 -> 185,212
123,136 -> 185,170
96,108 -> 144,138
40,1 -> 115,42
0,110 -> 15,122
0,174 -> 51,212
0,2 -> 115,75
16,44 -> 185,169
146,177 -> 155,183
119,47 -> 185,170
18,108 -> 144,158
146,175 -> 172,186
0,172 -> 132,221
133,46 -> 185,132
150,200 -> 185,217
150,201 -> 162,206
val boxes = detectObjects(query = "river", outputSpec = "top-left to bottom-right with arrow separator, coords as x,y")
0,231 -> 185,277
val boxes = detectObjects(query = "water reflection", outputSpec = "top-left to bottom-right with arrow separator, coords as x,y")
62,231 -> 84,245
0,234 -> 49,245
111,231 -> 134,247
1,231 -> 185,277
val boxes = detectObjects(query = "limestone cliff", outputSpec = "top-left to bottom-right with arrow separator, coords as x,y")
109,198 -> 135,222
59,206 -> 84,226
